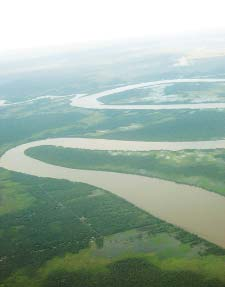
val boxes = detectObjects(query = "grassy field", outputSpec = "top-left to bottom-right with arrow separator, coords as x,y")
26,146 -> 225,196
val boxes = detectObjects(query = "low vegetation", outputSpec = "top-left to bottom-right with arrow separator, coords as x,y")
0,168 -> 224,286
26,146 -> 225,196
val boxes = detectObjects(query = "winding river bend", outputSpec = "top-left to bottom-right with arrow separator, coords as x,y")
1,78 -> 225,248
71,78 -> 225,110
1,138 -> 225,248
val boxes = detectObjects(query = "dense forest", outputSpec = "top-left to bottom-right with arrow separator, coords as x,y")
0,168 -> 224,286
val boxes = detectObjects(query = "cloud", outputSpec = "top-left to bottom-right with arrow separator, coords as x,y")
174,56 -> 191,67
1,0 -> 225,53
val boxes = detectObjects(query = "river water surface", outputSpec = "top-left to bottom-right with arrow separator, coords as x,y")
1,137 -> 225,248
71,78 -> 225,110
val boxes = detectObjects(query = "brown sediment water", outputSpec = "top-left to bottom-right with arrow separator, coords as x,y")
0,137 -> 225,248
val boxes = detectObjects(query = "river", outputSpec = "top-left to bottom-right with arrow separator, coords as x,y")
1,137 -> 225,248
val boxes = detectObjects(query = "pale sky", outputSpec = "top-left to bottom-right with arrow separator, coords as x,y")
0,0 -> 225,53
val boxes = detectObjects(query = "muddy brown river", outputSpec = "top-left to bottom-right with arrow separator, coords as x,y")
1,137 -> 225,248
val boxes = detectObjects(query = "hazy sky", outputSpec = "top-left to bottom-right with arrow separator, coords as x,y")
1,0 -> 225,53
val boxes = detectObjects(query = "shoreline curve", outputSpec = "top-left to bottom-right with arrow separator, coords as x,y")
71,78 -> 225,110
1,137 -> 225,248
